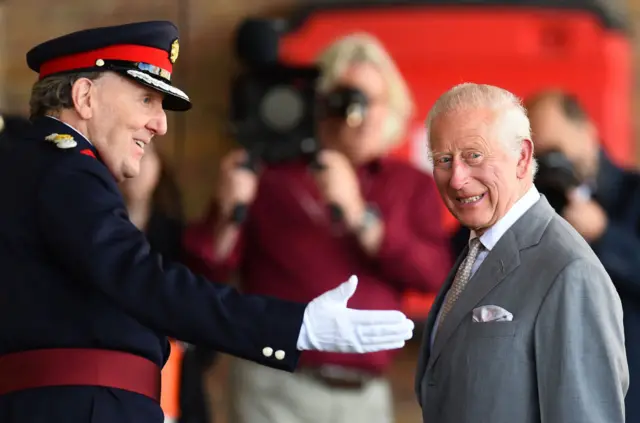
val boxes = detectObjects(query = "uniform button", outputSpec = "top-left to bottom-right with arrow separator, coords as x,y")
275,350 -> 285,360
262,347 -> 273,357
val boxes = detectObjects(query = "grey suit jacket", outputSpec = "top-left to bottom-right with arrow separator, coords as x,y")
415,196 -> 629,423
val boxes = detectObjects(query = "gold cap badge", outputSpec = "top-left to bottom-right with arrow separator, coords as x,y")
170,39 -> 179,64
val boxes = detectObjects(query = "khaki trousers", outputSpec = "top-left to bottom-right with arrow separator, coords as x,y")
228,358 -> 394,423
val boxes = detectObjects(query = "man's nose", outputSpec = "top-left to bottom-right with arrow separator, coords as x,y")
147,109 -> 168,136
449,160 -> 470,191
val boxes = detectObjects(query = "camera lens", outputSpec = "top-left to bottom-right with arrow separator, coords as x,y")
259,85 -> 305,132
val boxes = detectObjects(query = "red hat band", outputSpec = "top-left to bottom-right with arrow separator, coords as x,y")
38,44 -> 173,80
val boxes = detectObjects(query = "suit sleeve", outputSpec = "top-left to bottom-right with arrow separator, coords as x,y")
36,157 -> 306,372
591,221 -> 640,296
534,258 -> 629,423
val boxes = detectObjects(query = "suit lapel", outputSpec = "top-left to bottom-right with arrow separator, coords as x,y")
427,231 -> 521,368
424,248 -> 468,350
415,246 -> 469,398
425,196 -> 556,370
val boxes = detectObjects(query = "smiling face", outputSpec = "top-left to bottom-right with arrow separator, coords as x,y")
81,72 -> 168,181
429,108 -> 534,234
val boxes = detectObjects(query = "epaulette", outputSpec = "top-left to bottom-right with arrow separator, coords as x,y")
45,132 -> 96,159
45,133 -> 77,149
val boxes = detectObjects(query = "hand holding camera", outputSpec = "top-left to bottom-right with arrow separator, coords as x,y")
534,150 -> 607,242
313,149 -> 366,229
562,190 -> 608,242
217,149 -> 259,222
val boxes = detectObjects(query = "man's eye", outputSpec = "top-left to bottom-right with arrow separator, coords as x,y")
143,96 -> 151,104
468,152 -> 482,160
436,156 -> 451,164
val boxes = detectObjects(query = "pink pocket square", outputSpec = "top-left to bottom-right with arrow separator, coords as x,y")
472,305 -> 513,323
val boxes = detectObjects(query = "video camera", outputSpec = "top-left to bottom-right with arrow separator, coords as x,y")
534,150 -> 582,213
228,18 -> 371,222
229,63 -> 321,166
229,18 -> 370,168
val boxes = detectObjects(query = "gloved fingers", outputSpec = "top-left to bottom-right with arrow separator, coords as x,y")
336,275 -> 358,300
360,332 -> 413,345
345,309 -> 408,325
316,275 -> 358,304
357,323 -> 414,345
360,340 -> 406,352
357,319 -> 414,338
314,339 -> 406,354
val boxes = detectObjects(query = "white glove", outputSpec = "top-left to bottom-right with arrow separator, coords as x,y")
296,275 -> 414,353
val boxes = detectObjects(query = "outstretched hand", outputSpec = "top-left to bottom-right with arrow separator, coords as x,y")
296,275 -> 415,353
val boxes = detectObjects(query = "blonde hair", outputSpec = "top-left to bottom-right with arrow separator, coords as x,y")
316,33 -> 414,147
426,83 -> 538,176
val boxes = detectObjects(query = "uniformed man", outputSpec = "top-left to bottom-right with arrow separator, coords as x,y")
0,21 -> 414,423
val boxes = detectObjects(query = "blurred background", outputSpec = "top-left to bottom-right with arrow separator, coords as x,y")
3,1 -> 639,422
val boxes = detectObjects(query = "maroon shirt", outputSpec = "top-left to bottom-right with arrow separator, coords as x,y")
183,157 -> 452,374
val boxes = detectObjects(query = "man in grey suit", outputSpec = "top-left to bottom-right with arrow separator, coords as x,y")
415,83 -> 629,423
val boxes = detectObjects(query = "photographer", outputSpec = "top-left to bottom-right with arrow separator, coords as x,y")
184,33 -> 452,423
451,89 -> 640,420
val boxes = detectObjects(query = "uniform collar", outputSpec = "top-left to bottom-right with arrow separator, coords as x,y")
28,115 -> 100,160
46,115 -> 93,146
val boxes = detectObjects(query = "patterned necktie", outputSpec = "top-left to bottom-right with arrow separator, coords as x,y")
437,237 -> 483,331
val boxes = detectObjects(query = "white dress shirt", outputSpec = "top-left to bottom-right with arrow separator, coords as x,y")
468,186 -> 541,277
430,186 -> 541,346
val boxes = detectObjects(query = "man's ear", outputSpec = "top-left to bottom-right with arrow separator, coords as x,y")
516,138 -> 534,179
71,78 -> 95,120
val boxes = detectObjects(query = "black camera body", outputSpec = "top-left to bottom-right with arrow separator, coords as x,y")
230,18 -> 370,168
228,17 -> 370,223
535,150 -> 582,213
230,18 -> 319,167
229,64 -> 321,165
317,85 -> 369,128
230,67 -> 371,167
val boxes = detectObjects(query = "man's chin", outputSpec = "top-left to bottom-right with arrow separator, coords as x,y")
122,165 -> 141,180
456,213 -> 491,233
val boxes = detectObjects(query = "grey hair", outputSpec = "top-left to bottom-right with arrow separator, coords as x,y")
316,32 -> 414,148
426,83 -> 538,176
29,71 -> 103,120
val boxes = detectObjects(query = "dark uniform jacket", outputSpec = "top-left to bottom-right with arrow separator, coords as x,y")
0,116 -> 306,423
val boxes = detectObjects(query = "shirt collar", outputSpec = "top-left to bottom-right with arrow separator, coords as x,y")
470,186 -> 541,251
